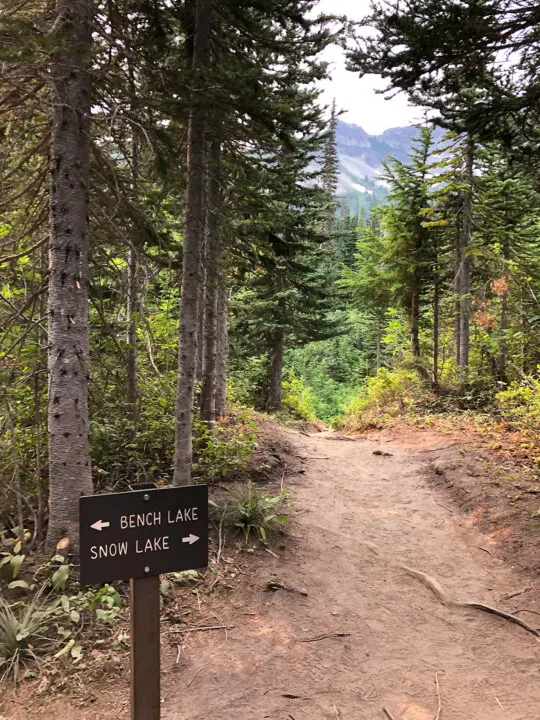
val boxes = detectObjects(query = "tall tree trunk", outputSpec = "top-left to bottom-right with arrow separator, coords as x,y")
214,277 -> 228,418
126,63 -> 139,426
498,280 -> 509,383
458,136 -> 474,377
410,280 -> 420,359
200,141 -> 221,425
46,0 -> 94,554
195,228 -> 206,388
433,270 -> 440,389
454,214 -> 462,368
126,245 -> 138,423
173,0 -> 211,486
35,246 -> 47,545
267,332 -> 284,412
498,230 -> 510,384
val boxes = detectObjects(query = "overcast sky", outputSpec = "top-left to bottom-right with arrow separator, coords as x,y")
315,0 -> 422,134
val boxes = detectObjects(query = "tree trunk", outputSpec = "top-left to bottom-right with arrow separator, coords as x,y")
498,280 -> 509,383
433,272 -> 440,389
214,277 -> 228,418
126,245 -> 138,424
410,281 -> 420,359
46,0 -> 94,554
267,333 -> 284,412
458,136 -> 474,376
200,141 -> 221,425
173,0 -> 211,486
195,235 -> 206,387
126,62 -> 139,426
454,211 -> 462,368
498,231 -> 510,384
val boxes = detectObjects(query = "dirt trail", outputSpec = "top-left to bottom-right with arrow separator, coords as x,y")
7,428 -> 540,719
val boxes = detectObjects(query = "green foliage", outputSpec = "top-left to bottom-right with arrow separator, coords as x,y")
343,367 -> 427,430
193,412 -> 257,483
288,325 -> 368,423
496,377 -> 540,458
279,374 -> 316,422
0,527 -> 30,580
224,482 -> 290,545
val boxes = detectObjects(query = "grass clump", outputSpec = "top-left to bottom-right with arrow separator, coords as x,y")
223,482 -> 290,545
0,591 -> 53,682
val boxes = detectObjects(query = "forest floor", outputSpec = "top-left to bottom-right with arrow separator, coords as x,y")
3,421 -> 540,720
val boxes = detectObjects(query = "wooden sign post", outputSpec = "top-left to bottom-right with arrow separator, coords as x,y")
79,484 -> 209,720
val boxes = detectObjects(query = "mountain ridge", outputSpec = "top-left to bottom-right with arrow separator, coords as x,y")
335,120 -> 444,207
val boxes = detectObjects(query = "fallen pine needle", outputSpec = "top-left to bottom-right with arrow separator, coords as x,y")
187,667 -> 204,687
382,709 -> 396,720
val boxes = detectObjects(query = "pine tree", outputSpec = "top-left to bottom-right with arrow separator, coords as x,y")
347,0 -> 539,151
173,0 -> 212,486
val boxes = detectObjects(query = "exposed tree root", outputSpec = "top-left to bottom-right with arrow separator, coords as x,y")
402,566 -> 539,637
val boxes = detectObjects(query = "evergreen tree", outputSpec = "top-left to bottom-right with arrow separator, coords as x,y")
347,0 -> 539,155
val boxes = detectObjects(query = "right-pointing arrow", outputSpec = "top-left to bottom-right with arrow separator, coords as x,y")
182,534 -> 199,545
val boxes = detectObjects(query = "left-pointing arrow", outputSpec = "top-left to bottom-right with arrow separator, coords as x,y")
90,520 -> 110,531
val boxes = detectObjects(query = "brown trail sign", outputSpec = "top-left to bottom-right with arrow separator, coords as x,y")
79,484 -> 209,720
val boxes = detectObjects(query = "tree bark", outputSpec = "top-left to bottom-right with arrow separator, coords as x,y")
126,62 -> 139,426
458,135 -> 474,376
214,277 -> 228,418
267,332 -> 284,412
498,280 -> 509,383
410,279 -> 420,359
126,245 -> 138,424
433,270 -> 440,389
498,232 -> 510,384
195,238 -> 206,387
200,141 -> 221,425
173,0 -> 211,485
46,0 -> 94,554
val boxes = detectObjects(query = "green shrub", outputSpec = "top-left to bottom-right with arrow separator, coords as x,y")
193,412 -> 257,483
279,373 -> 316,421
342,367 -> 426,430
496,377 -> 540,429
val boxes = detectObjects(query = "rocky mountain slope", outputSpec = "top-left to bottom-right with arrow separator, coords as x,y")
336,121 -> 444,211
